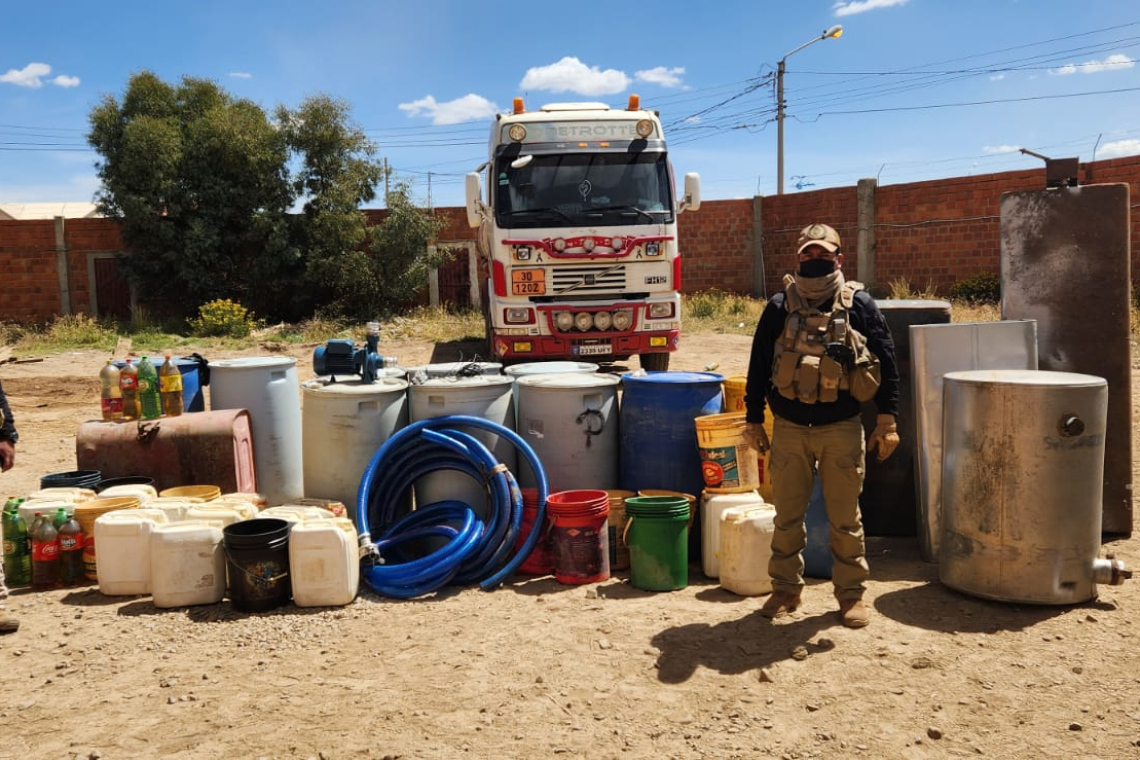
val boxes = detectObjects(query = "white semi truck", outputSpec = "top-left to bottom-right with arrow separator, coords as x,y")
465,95 -> 700,370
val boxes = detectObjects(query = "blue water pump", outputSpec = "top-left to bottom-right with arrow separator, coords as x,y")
312,322 -> 397,383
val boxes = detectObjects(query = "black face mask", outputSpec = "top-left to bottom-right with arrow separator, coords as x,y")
798,258 -> 836,278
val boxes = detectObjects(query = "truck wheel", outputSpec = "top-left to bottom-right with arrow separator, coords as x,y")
639,352 -> 670,372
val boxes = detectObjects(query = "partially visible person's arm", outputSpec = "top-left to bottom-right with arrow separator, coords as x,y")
0,377 -> 17,472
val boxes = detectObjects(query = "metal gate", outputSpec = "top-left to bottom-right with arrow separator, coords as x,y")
93,256 -> 131,320
436,246 -> 471,310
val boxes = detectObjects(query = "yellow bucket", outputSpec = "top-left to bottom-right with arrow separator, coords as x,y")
695,412 -> 761,494
723,375 -> 748,413
159,484 -> 221,502
74,496 -> 140,581
604,489 -> 636,570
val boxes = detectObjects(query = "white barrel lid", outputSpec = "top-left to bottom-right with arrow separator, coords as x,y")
303,377 -> 409,395
407,361 -> 502,376
943,369 -> 1106,387
209,356 -> 297,371
515,373 -> 620,389
410,374 -> 515,389
96,508 -> 169,524
504,361 -> 599,376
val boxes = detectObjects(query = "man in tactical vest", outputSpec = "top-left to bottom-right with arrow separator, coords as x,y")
743,223 -> 900,628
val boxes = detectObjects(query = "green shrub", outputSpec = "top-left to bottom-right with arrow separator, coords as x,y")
949,273 -> 1001,305
189,299 -> 259,338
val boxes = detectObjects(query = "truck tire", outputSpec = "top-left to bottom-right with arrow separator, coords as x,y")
639,352 -> 670,372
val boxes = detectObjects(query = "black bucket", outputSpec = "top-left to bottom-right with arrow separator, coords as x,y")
95,475 -> 157,493
223,518 -> 292,612
41,469 -> 102,490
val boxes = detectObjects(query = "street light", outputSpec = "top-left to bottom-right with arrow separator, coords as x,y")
777,24 -> 843,195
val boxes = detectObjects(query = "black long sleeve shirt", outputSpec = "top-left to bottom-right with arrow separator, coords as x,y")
744,289 -> 900,426
0,377 -> 17,444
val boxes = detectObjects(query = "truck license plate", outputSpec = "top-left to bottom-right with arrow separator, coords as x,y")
511,269 -> 545,295
574,342 -> 612,357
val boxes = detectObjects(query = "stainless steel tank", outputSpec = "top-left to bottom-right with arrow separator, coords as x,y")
940,369 -> 1128,604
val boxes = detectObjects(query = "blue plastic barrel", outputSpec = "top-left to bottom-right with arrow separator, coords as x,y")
619,370 -> 725,500
114,357 -> 204,413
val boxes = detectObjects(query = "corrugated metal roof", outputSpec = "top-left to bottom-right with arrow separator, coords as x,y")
0,202 -> 101,220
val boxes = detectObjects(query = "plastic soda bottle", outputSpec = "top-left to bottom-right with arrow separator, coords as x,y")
30,511 -> 61,590
58,513 -> 85,587
159,353 -> 184,417
2,499 -> 30,586
120,359 -> 140,421
138,356 -> 161,420
99,359 -> 123,421
52,506 -> 70,530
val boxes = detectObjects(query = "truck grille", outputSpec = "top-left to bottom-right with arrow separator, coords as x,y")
551,265 -> 627,295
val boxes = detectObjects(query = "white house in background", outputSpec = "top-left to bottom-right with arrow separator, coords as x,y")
0,202 -> 101,220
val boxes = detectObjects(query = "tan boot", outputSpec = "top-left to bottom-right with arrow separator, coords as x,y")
839,598 -> 870,628
760,590 -> 802,619
0,610 -> 19,634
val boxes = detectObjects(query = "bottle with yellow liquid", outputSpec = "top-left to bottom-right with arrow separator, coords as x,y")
159,353 -> 183,417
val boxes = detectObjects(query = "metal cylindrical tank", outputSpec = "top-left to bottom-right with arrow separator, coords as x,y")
408,375 -> 516,516
302,377 -> 409,522
515,373 -> 620,492
940,369 -> 1108,604
209,357 -> 303,506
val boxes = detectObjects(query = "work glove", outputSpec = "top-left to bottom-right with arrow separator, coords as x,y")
743,422 -> 770,454
867,414 -> 899,461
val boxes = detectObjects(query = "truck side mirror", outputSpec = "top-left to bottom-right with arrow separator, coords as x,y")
465,172 -> 485,228
679,173 -> 701,213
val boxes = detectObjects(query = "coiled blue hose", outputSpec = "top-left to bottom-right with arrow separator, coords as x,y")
355,414 -> 549,598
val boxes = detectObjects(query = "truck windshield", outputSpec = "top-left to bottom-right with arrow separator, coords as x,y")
494,151 -> 673,229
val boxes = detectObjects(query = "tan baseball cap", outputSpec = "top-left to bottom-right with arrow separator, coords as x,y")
796,223 -> 841,255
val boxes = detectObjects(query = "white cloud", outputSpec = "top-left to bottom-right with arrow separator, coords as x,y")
519,57 -> 630,96
0,62 -> 80,88
989,73 -> 1005,81
1,62 -> 52,88
833,0 -> 908,17
398,94 -> 499,125
635,66 -> 686,88
1098,139 -> 1140,159
982,145 -> 1020,155
229,72 -> 253,80
1049,54 -> 1135,76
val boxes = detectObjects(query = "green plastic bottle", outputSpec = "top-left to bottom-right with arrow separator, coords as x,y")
3,501 -> 31,587
138,356 -> 162,420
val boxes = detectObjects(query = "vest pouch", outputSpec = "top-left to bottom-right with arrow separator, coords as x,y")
848,355 -> 882,402
818,355 -> 842,403
773,350 -> 801,401
795,355 -> 821,404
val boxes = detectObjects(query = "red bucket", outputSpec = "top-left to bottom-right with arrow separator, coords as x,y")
546,489 -> 611,585
515,488 -> 554,575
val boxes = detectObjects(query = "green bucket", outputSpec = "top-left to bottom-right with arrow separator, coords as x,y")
623,496 -> 691,591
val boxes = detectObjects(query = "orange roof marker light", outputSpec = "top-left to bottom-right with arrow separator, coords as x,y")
513,97 -> 526,115
627,94 -> 640,110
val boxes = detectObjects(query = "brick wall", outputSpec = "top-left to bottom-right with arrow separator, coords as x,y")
2,156 -> 1137,322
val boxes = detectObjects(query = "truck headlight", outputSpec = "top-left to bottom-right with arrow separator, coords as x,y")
593,311 -> 613,331
574,312 -> 594,332
648,303 -> 674,319
612,309 -> 633,331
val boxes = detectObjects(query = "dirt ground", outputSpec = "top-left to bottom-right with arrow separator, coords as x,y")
1,331 -> 1139,760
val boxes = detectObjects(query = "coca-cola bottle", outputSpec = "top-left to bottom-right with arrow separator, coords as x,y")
120,359 -> 140,422
30,511 -> 60,590
58,513 -> 85,587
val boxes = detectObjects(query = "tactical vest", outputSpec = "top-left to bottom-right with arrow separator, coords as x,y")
771,277 -> 882,404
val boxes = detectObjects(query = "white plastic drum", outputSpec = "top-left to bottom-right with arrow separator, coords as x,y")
94,508 -> 169,595
515,373 -> 620,493
408,375 -> 516,516
503,361 -> 599,426
302,377 -> 409,522
209,357 -> 303,506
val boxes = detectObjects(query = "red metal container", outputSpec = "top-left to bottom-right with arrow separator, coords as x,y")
75,410 -> 256,494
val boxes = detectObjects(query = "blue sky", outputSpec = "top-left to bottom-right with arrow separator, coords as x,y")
2,0 -> 1139,208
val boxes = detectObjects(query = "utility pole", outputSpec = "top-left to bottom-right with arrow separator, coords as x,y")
777,25 -> 843,195
383,158 -> 390,205
428,171 -> 433,210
